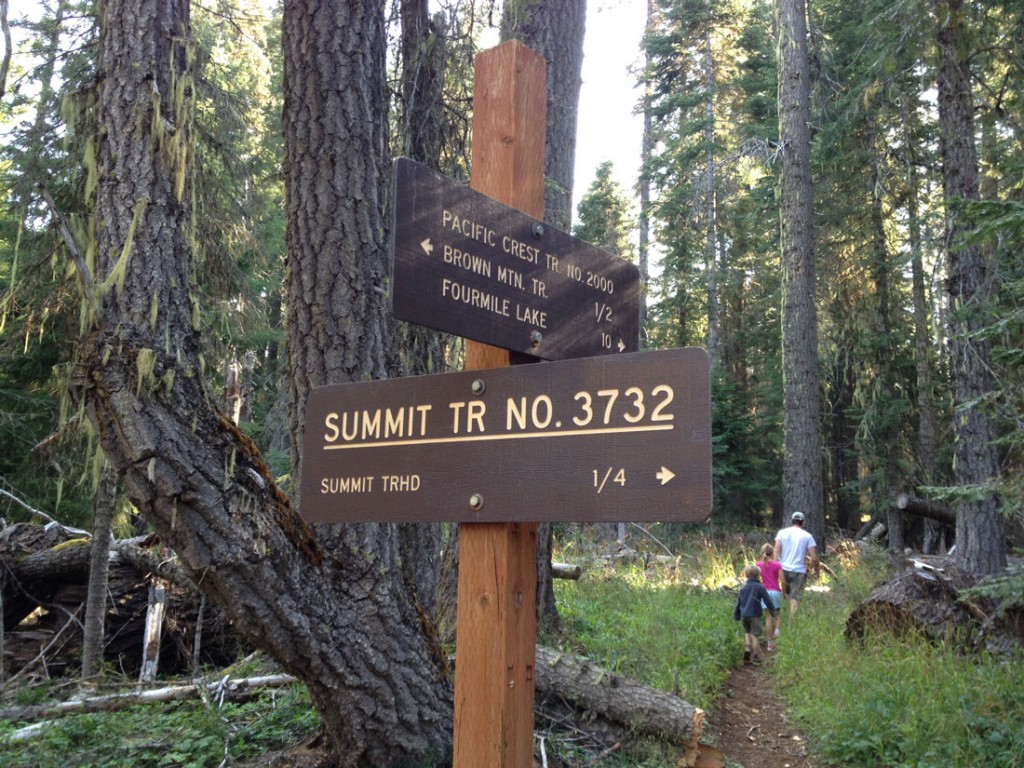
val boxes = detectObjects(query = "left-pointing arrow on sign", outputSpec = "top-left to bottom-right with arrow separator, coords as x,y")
656,467 -> 676,486
420,238 -> 433,255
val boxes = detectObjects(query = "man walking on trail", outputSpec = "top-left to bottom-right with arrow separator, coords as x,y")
774,511 -> 819,618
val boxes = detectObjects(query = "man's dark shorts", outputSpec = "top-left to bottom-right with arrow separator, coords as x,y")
741,616 -> 764,635
783,570 -> 808,599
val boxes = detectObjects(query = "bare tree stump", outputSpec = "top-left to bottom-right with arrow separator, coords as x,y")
1,523 -> 241,679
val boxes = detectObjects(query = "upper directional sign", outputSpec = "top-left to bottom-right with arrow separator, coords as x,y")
390,158 -> 640,360
299,347 -> 711,524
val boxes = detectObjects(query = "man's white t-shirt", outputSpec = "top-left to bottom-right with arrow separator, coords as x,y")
775,526 -> 816,573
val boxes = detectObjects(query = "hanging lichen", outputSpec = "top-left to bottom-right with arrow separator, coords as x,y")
83,134 -> 99,204
150,291 -> 160,329
73,426 -> 107,497
171,45 -> 194,204
147,36 -> 196,206
55,475 -> 64,514
136,347 -> 158,395
0,218 -> 24,334
98,197 -> 150,298
224,446 -> 237,491
90,438 -> 108,491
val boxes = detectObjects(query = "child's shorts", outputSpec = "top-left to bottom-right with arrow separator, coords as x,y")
763,590 -> 783,611
741,616 -> 764,635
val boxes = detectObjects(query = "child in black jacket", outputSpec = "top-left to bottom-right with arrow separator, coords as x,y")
733,564 -> 778,664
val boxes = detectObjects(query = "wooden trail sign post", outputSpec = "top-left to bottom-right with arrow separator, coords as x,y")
297,38 -> 711,768
453,41 -> 545,768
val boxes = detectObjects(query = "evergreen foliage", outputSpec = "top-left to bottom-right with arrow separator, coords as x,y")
0,0 -> 1019,581
639,0 -> 1023,539
573,160 -> 635,260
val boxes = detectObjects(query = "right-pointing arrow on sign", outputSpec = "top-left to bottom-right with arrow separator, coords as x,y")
656,467 -> 675,486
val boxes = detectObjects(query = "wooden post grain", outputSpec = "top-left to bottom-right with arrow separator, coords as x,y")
452,40 -> 546,768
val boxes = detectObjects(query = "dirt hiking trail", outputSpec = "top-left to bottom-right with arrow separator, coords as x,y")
705,653 -> 818,768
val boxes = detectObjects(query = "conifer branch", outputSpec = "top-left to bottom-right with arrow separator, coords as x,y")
39,184 -> 98,304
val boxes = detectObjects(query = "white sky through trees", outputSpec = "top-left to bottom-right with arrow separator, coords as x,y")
573,0 -> 646,221
5,0 -> 647,242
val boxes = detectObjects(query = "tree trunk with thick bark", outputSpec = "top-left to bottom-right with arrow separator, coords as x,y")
902,89 -> 943,554
500,0 -> 586,638
867,111 -> 903,551
639,0 -> 655,341
396,0 -> 447,617
73,2 -> 451,765
932,0 -> 1005,576
777,0 -> 824,547
281,0 -> 452,762
397,0 -> 449,380
400,0 -> 446,169
500,0 -> 585,233
703,27 -> 719,370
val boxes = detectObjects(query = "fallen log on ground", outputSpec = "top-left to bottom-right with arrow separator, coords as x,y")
535,644 -> 705,765
5,643 -> 708,764
0,673 -> 296,726
551,562 -> 582,580
853,513 -> 886,543
894,493 -> 956,526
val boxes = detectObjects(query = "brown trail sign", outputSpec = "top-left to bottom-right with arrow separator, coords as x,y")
298,39 -> 710,768
390,158 -> 640,360
299,347 -> 711,524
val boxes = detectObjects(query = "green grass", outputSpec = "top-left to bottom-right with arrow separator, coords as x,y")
0,684 -> 319,768
3,531 -> 1024,767
554,558 -> 738,708
772,544 -> 1024,768
555,532 -> 1024,767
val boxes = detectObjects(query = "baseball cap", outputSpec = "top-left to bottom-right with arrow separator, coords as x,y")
791,511 -> 805,522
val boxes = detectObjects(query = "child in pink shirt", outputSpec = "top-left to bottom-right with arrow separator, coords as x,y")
757,543 -> 783,650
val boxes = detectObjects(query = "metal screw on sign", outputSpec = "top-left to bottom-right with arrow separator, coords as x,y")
468,494 -> 484,511
471,379 -> 486,395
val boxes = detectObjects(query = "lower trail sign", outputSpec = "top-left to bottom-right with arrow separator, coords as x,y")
299,347 -> 711,524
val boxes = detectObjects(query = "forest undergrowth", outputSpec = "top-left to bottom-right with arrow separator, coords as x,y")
2,526 -> 1023,767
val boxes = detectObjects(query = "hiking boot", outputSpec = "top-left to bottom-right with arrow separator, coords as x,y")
766,642 -> 776,652
743,649 -> 751,664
